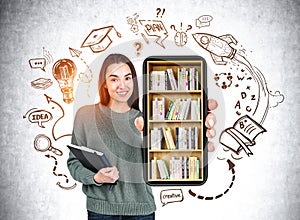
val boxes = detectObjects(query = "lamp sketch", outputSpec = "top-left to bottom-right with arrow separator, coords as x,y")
52,59 -> 77,104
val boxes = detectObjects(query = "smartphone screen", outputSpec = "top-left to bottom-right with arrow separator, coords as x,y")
142,56 -> 208,186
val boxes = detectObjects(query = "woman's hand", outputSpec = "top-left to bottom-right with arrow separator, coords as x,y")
205,99 -> 218,152
93,166 -> 119,184
135,99 -> 218,152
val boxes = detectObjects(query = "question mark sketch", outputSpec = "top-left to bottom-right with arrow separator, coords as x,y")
186,25 -> 192,31
156,8 -> 165,18
170,25 -> 177,31
134,42 -> 142,56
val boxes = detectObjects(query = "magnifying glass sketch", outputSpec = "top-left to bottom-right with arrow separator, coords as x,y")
34,134 -> 63,156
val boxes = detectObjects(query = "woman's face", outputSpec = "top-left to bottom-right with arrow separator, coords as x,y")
105,63 -> 134,106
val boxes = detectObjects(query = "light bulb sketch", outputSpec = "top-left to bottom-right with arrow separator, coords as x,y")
52,59 -> 77,104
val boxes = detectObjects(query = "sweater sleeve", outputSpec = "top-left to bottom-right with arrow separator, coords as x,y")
67,107 -> 103,186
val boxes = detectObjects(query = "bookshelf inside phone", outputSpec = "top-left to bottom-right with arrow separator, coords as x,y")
145,58 -> 205,183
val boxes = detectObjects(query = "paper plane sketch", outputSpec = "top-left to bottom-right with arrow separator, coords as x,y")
81,25 -> 121,53
192,33 -> 237,65
219,115 -> 266,157
69,47 -> 82,57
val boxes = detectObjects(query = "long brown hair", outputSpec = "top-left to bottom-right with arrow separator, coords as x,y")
98,54 -> 140,111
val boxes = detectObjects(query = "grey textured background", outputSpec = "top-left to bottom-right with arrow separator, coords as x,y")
0,0 -> 299,219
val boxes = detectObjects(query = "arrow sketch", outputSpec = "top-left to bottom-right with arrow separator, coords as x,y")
44,94 -> 71,141
189,159 -> 236,200
45,154 -> 69,183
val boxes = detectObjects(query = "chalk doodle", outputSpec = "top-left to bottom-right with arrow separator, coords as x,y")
45,154 -> 68,181
234,91 -> 257,116
69,47 -> 93,97
192,32 -> 284,124
170,23 -> 192,47
139,20 -> 168,48
69,47 -> 82,58
81,25 -> 122,53
23,108 -> 53,128
189,159 -> 236,200
126,12 -> 140,35
57,182 -> 77,190
52,59 -> 77,104
188,30 -> 284,199
141,33 -> 150,44
29,58 -> 47,72
31,78 -> 53,90
160,189 -> 184,206
219,115 -> 267,159
195,15 -> 213,29
44,94 -> 72,141
23,7 -> 285,197
214,72 -> 233,89
45,154 -> 77,190
42,47 -> 53,65
133,41 -> 143,56
156,8 -> 165,18
34,134 -> 63,156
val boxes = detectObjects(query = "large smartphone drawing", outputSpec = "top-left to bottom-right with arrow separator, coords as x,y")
142,55 -> 208,186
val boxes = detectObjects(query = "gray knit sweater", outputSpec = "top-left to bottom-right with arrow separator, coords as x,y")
67,104 -> 156,215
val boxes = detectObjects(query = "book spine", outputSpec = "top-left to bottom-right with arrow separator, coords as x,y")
162,127 -> 170,150
195,127 -> 198,149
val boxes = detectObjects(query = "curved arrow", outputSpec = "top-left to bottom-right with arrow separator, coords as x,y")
22,108 -> 38,119
189,159 -> 236,200
44,94 -> 71,141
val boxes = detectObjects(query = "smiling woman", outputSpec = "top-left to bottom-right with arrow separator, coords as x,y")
98,54 -> 140,113
104,63 -> 134,112
67,54 -> 157,220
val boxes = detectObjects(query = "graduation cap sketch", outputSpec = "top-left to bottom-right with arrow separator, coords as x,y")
81,25 -> 121,53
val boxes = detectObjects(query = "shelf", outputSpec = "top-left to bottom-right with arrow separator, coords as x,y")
149,149 -> 202,152
148,90 -> 202,94
149,120 -> 202,123
148,178 -> 203,181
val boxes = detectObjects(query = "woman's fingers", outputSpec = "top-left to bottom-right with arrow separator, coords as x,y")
206,99 -> 218,152
207,141 -> 215,152
134,116 -> 144,132
208,99 -> 218,111
205,112 -> 216,129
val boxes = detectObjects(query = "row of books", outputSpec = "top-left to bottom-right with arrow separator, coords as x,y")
152,97 -> 201,121
150,126 -> 199,150
150,156 -> 200,180
150,67 -> 200,91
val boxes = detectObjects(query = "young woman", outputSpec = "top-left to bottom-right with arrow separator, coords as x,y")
68,54 -> 156,220
67,53 -> 218,220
